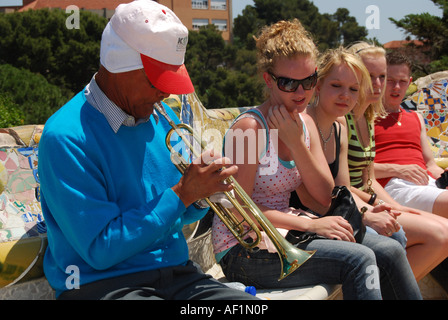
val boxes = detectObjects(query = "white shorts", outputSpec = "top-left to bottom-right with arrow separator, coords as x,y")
384,176 -> 447,213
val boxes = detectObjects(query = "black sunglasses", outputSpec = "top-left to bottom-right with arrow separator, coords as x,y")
269,70 -> 318,92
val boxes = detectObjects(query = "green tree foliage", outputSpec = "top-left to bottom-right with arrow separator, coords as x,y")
390,0 -> 448,74
0,93 -> 24,128
0,8 -> 107,94
186,25 -> 264,108
332,8 -> 369,46
233,0 -> 367,51
0,64 -> 71,124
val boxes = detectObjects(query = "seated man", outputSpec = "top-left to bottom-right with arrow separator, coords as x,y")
38,0 -> 257,300
374,52 -> 448,218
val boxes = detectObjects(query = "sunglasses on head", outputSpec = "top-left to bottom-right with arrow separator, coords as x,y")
269,70 -> 318,92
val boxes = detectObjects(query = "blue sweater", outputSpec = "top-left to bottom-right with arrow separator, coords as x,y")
39,91 -> 207,297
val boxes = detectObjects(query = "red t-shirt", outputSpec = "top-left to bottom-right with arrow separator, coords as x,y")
374,108 -> 433,187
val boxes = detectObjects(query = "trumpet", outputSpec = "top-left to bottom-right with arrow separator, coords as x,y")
154,102 -> 315,280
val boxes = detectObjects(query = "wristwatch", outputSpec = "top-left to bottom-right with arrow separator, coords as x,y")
193,199 -> 210,209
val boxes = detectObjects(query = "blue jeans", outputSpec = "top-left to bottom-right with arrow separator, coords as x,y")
220,233 -> 421,300
366,225 -> 408,249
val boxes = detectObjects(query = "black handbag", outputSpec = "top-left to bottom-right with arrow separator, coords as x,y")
286,186 -> 366,245
436,171 -> 448,189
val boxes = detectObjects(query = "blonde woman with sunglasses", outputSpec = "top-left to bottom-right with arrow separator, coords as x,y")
211,20 -> 421,299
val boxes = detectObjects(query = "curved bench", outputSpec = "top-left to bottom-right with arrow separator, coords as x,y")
0,93 -> 342,300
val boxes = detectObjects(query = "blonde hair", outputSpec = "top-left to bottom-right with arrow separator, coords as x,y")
347,41 -> 387,121
255,19 -> 318,76
315,46 -> 372,110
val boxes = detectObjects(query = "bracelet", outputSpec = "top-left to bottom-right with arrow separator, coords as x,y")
367,193 -> 377,205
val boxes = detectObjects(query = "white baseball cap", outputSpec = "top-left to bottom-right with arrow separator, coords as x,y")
100,0 -> 194,94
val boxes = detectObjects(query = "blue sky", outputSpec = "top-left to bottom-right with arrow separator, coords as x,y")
232,0 -> 444,44
0,0 -> 22,6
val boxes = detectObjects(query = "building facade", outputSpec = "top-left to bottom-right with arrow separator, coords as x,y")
157,0 -> 232,41
1,0 -> 233,41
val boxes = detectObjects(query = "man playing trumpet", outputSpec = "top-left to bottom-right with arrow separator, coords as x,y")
38,0 -> 257,300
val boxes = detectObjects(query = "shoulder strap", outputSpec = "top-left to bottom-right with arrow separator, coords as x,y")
334,121 -> 341,156
236,108 -> 268,130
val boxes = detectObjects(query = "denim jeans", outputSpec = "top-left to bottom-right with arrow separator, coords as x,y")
220,233 -> 422,300
366,225 -> 408,249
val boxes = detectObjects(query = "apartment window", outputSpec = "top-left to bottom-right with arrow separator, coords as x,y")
212,19 -> 227,31
192,0 -> 208,9
210,0 -> 226,10
192,18 -> 209,30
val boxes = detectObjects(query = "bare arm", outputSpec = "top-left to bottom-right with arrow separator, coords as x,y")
268,105 -> 334,207
374,162 -> 430,185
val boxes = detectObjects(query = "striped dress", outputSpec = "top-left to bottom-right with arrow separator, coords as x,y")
345,112 -> 376,190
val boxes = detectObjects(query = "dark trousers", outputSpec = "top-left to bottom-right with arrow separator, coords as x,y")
58,260 -> 259,300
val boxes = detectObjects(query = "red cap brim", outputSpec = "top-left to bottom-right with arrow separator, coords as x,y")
140,54 -> 194,94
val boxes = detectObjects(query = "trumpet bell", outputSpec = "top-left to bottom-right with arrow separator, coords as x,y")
279,246 -> 316,281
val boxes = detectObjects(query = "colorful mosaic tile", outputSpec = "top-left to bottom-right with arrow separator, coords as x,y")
404,78 -> 448,158
0,128 -> 44,243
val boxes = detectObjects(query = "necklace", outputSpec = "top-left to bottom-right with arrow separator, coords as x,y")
389,110 -> 402,126
316,121 -> 334,151
309,106 -> 334,151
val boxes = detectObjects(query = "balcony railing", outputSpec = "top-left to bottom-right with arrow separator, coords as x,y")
211,0 -> 226,10
192,1 -> 208,9
192,0 -> 227,10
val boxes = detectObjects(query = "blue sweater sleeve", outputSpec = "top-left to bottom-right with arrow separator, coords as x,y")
39,128 -> 199,270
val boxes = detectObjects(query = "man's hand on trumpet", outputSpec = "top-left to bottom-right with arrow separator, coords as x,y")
172,149 -> 238,208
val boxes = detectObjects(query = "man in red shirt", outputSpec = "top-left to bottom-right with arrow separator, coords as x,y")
374,52 -> 448,218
